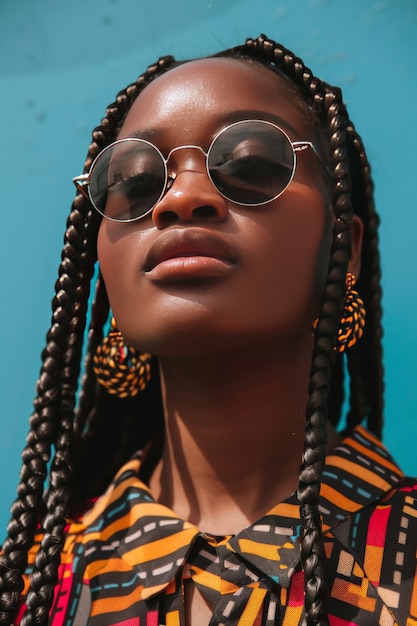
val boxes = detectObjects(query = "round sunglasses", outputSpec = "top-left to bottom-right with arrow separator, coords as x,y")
73,119 -> 325,223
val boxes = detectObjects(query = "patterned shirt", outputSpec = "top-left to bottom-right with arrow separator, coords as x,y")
18,426 -> 417,625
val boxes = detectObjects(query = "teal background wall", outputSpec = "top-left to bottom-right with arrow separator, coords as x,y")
0,0 -> 416,535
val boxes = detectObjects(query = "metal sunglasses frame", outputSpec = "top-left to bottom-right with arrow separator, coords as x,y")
73,119 -> 328,223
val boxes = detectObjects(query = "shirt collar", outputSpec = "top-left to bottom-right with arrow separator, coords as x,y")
79,425 -> 404,597
228,426 -> 404,586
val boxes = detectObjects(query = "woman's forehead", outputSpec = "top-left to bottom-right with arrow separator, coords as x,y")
118,57 -> 313,140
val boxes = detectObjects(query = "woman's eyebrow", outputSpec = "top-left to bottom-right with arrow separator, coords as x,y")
125,110 -> 300,141
218,109 -> 300,136
126,128 -> 160,141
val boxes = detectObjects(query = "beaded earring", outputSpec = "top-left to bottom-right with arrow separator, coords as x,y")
337,272 -> 366,352
93,317 -> 152,398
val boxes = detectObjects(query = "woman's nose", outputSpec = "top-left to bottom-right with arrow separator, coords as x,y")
151,159 -> 229,229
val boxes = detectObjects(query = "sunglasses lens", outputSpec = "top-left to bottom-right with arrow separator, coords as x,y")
208,120 -> 295,205
89,139 -> 166,221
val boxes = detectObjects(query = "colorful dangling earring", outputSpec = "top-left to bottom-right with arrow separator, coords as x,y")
337,272 -> 366,352
93,317 -> 152,398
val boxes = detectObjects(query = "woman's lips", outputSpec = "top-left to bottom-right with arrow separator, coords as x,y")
143,228 -> 237,281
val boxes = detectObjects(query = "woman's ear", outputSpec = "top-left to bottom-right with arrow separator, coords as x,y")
347,215 -> 363,278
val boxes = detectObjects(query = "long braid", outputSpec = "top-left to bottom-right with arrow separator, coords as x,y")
254,36 -> 382,622
297,90 -> 353,624
298,94 -> 352,624
20,199 -> 99,625
0,202 -> 91,624
345,127 -> 383,436
18,56 -> 177,626
74,274 -> 109,438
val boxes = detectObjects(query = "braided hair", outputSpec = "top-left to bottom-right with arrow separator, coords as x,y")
0,35 -> 382,626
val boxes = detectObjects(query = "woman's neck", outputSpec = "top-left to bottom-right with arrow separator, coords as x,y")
148,341 -> 340,536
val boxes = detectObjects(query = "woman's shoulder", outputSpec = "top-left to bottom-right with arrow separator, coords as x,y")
323,424 -> 417,553
324,475 -> 417,623
17,454 -> 147,621
322,427 -> 417,624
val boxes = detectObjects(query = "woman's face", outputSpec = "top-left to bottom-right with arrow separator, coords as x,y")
97,57 -> 333,357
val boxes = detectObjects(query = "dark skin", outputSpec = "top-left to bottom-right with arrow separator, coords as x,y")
97,58 -> 363,622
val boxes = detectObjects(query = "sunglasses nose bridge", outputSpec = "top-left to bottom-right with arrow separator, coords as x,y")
165,144 -> 208,176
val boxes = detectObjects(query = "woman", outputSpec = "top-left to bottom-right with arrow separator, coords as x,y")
1,34 -> 416,626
